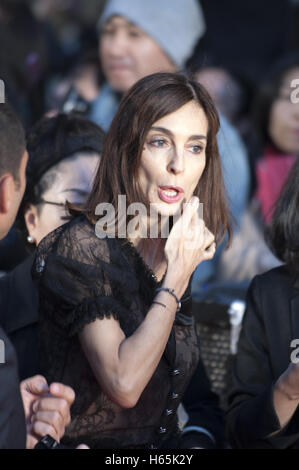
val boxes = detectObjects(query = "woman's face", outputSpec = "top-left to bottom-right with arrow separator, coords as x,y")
138,100 -> 208,217
269,67 -> 299,154
25,152 -> 100,245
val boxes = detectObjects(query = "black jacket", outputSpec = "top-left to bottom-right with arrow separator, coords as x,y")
0,325 -> 26,448
227,265 -> 299,448
0,254 -> 39,380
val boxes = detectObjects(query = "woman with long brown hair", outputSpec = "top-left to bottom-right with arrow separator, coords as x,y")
33,72 -> 231,449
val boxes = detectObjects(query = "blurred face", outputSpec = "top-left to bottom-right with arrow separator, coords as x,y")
25,152 -> 100,245
269,67 -> 299,154
99,15 -> 176,93
0,150 -> 28,240
138,100 -> 208,217
195,67 -> 242,123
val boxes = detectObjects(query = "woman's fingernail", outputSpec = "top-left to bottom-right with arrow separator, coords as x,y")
38,382 -> 49,393
32,401 -> 38,413
191,196 -> 199,206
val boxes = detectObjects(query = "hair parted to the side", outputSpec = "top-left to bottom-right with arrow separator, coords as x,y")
79,72 -> 231,245
266,157 -> 299,273
0,102 -> 26,182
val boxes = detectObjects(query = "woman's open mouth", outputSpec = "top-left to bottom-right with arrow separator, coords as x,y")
158,186 -> 184,203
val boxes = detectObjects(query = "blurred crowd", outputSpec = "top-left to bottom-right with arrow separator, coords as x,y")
2,0 -> 299,283
2,0 -> 299,449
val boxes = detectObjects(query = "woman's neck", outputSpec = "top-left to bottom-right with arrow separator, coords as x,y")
130,236 -> 167,282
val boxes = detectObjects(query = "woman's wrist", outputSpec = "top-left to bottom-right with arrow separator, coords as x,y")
153,288 -> 178,313
155,287 -> 181,311
163,270 -> 188,300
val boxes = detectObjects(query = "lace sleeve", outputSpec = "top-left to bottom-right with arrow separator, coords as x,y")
32,217 -> 136,337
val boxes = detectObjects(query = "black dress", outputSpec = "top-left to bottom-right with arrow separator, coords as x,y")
32,215 -> 201,449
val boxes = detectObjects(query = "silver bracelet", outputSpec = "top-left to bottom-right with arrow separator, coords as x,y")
152,301 -> 167,309
155,287 -> 181,312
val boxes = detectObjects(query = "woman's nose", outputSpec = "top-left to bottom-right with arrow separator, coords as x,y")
167,149 -> 185,174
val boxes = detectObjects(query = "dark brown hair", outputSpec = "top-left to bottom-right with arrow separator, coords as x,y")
74,72 -> 231,245
266,157 -> 299,273
16,113 -> 104,249
252,53 -> 299,149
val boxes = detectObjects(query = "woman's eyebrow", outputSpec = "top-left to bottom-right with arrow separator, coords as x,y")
150,126 -> 207,141
150,126 -> 173,136
188,134 -> 207,141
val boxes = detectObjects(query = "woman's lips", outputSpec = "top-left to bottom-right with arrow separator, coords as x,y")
158,186 -> 184,204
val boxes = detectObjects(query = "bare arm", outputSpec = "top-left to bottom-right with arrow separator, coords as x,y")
79,284 -> 177,408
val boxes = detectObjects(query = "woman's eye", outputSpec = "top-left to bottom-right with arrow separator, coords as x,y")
190,145 -> 203,154
150,139 -> 167,148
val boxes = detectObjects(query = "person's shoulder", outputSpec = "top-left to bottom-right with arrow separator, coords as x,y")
62,215 -> 96,244
38,215 -> 95,251
253,264 -> 293,285
36,215 -> 118,270
250,265 -> 296,300
59,214 -> 95,238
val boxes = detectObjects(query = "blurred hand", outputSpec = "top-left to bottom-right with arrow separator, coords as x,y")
276,362 -> 299,400
20,375 -> 75,449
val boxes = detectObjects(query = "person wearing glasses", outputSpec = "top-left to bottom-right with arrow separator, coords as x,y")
0,113 -> 104,381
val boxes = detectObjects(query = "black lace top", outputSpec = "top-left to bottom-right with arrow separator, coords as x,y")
32,215 -> 200,449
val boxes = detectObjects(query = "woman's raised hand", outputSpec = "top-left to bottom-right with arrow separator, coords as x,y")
164,196 -> 216,299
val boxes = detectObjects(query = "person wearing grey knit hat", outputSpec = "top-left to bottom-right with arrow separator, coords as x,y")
98,0 -> 206,91
85,0 -> 206,130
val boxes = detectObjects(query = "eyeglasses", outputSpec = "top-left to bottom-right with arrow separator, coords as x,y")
37,199 -> 83,221
38,199 -> 66,208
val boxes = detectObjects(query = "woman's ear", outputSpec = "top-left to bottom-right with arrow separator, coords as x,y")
0,174 -> 16,214
24,203 -> 39,243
